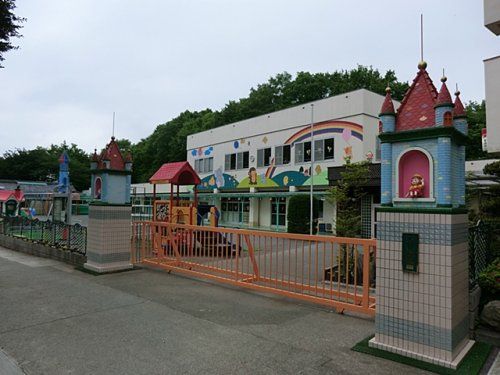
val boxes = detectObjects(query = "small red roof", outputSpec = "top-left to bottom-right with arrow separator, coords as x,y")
0,189 -> 24,202
453,91 -> 466,118
380,92 -> 395,115
149,161 -> 201,185
396,66 -> 438,131
435,78 -> 453,106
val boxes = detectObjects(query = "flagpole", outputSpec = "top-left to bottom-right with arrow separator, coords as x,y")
310,103 -> 314,235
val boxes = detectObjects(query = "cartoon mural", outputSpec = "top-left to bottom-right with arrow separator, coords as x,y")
193,119 -> 365,190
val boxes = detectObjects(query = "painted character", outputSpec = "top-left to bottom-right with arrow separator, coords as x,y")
248,167 -> 258,185
214,167 -> 225,188
407,173 -> 424,198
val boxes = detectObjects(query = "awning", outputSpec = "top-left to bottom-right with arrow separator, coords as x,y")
181,190 -> 330,199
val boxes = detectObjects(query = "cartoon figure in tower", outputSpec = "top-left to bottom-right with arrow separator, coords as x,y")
406,173 -> 424,198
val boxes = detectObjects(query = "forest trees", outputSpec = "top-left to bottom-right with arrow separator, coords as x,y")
0,0 -> 25,67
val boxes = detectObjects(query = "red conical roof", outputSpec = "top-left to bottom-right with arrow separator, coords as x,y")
435,77 -> 453,107
395,63 -> 438,131
453,91 -> 466,118
380,87 -> 395,115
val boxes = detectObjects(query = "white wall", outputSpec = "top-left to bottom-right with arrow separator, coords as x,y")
485,56 -> 500,154
186,89 -> 397,189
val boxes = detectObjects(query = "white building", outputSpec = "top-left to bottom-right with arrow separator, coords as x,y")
484,0 -> 500,154
185,89 -> 398,233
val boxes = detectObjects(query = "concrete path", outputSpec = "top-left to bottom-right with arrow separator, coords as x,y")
0,247 -> 432,375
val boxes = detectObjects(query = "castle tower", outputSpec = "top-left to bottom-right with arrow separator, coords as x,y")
84,137 -> 133,273
58,151 -> 70,194
369,62 -> 473,368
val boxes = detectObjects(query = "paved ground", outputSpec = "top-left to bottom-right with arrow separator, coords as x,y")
0,247 -> 440,374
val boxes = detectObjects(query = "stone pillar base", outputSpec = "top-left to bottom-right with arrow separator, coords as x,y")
84,204 -> 132,274
369,337 -> 474,370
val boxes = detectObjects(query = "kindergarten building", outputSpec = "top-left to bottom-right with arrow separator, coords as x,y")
185,89 -> 398,234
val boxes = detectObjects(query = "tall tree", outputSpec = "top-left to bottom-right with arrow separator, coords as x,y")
465,101 -> 488,160
0,0 -> 25,67
132,66 -> 411,182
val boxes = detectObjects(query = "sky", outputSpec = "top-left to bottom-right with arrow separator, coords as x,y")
0,0 -> 497,154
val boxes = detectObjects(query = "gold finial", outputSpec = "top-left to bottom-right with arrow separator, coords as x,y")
418,60 -> 427,69
385,86 -> 391,94
455,83 -> 460,96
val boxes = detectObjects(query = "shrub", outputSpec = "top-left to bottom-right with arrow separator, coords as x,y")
287,195 -> 320,234
478,258 -> 500,308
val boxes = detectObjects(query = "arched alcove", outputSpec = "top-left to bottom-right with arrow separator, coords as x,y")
94,177 -> 102,198
397,149 -> 432,199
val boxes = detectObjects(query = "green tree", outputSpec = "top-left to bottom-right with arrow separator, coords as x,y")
286,195 -> 320,234
0,0 -> 25,67
132,66 -> 411,182
328,161 -> 369,238
0,143 -> 90,191
465,101 -> 488,160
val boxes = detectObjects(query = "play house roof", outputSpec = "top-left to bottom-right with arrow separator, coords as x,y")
0,189 -> 24,202
149,161 -> 201,185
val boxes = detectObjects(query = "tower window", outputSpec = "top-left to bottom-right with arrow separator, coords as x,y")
443,111 -> 453,126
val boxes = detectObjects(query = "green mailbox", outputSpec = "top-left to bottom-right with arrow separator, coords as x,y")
402,233 -> 419,273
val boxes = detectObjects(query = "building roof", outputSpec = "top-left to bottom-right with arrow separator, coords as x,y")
380,88 -> 395,115
453,91 -> 466,118
435,77 -> 453,107
96,137 -> 127,170
0,189 -> 24,202
328,163 -> 381,187
149,161 -> 201,185
395,65 -> 438,131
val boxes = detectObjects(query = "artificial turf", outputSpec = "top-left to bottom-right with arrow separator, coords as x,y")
351,335 -> 492,375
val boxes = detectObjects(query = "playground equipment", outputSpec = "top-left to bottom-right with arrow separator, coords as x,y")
149,162 -> 237,257
149,161 -> 220,227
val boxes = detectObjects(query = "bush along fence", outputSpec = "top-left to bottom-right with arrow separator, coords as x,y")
468,220 -> 491,287
0,216 -> 87,255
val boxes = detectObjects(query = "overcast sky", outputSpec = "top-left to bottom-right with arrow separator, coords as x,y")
0,0 -> 497,154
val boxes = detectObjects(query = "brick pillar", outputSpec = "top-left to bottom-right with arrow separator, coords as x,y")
369,209 -> 473,369
84,203 -> 132,273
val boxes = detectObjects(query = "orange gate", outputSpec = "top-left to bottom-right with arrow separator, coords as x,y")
131,222 -> 376,317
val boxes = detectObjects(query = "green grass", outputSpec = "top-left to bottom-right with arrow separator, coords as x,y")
352,335 -> 492,375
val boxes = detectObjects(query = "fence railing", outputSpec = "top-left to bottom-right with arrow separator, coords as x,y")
0,216 -> 87,255
469,220 -> 491,287
132,221 -> 376,316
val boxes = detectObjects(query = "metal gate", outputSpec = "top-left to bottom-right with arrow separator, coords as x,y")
132,221 -> 376,317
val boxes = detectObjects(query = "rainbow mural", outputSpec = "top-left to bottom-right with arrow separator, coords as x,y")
284,120 -> 363,145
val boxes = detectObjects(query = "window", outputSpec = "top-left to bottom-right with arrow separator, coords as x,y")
257,148 -> 272,167
275,145 -> 291,165
194,157 -> 213,174
225,151 -> 249,171
295,141 -> 311,163
443,111 -> 453,126
221,197 -> 249,224
271,197 -> 287,226
324,138 -> 334,160
295,139 -> 334,163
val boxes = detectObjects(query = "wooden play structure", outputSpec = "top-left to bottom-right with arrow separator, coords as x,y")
149,161 -> 201,225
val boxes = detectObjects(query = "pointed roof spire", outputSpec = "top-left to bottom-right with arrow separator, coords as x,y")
380,86 -> 395,115
453,88 -> 466,118
435,74 -> 453,107
91,149 -> 99,162
395,62 -> 438,131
